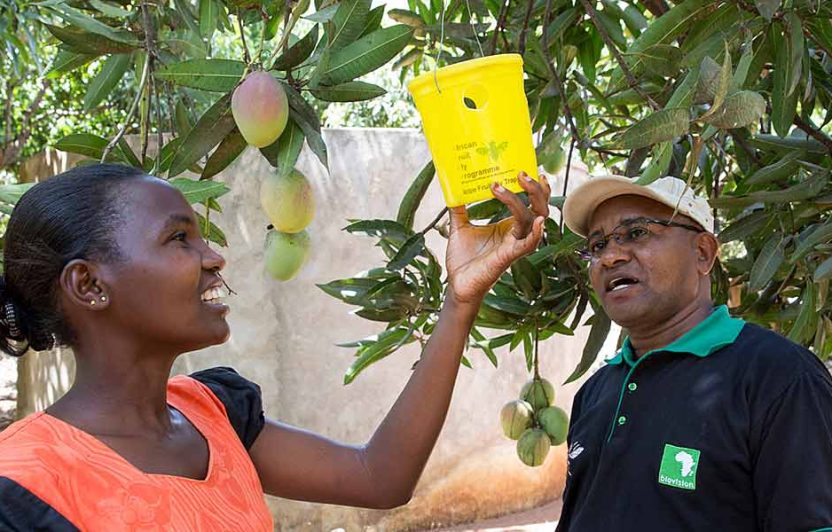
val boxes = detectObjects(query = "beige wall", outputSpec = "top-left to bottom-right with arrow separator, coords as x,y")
16,129 -> 611,531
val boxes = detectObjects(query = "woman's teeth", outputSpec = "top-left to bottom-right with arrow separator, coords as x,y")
201,286 -> 225,302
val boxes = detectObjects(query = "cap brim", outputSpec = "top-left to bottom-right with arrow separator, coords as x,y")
563,175 -> 678,237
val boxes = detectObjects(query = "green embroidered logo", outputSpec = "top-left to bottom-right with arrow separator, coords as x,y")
658,444 -> 700,490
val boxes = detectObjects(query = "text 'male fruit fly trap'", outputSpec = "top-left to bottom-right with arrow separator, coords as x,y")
408,54 -> 539,207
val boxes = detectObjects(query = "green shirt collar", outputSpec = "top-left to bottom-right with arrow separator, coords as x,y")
607,305 -> 745,367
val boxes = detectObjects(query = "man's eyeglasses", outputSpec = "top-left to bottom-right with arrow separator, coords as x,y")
578,217 -> 704,261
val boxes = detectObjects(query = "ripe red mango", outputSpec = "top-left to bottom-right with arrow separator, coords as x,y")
232,71 -> 289,148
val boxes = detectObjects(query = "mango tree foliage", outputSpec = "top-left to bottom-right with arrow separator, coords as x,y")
322,0 -> 832,384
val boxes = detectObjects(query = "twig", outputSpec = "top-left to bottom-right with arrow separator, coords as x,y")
579,0 -> 660,110
102,57 -> 150,162
3,80 -> 13,151
420,207 -> 449,234
533,324 -> 540,379
155,78 -> 164,169
518,0 -> 535,56
141,73 -> 152,163
489,0 -> 509,55
793,115 -> 832,154
238,10 -> 251,64
731,131 -> 762,165
541,0 -> 581,145
563,136 -> 576,199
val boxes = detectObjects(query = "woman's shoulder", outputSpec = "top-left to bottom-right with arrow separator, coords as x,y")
170,366 -> 265,450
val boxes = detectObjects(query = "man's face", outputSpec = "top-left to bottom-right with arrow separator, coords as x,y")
586,195 -> 708,330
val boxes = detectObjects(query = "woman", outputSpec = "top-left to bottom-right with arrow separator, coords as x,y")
0,163 -> 550,530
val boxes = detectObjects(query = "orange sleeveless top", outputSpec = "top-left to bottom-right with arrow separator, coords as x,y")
0,374 -> 273,530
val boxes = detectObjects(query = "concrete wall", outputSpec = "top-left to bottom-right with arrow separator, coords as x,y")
15,129 -> 614,531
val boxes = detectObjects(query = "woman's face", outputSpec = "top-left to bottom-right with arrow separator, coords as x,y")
98,176 -> 230,352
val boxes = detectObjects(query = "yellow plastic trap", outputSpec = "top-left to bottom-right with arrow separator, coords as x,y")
408,54 -> 538,207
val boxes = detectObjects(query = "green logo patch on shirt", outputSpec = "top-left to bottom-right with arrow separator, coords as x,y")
658,444 -> 700,490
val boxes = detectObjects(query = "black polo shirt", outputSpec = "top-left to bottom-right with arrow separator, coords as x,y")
556,305 -> 832,531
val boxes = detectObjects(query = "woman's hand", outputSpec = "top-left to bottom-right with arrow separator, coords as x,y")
446,172 -> 552,305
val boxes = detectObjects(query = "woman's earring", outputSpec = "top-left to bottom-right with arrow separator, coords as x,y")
101,295 -> 108,302
90,300 -> 96,306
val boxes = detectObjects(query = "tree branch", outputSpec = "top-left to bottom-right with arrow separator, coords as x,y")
102,57 -> 150,162
1,79 -> 48,168
238,10 -> 251,64
489,0 -> 509,55
518,0 -> 535,56
579,0 -> 660,110
793,115 -> 832,154
541,0 -> 581,144
640,0 -> 668,17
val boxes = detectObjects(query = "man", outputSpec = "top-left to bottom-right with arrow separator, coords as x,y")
555,175 -> 832,531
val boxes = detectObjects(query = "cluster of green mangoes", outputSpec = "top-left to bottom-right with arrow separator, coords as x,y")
500,377 -> 569,467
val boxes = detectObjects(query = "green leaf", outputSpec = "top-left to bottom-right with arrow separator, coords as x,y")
528,230 -> 583,266
83,53 -> 131,110
50,5 -> 139,46
746,151 -> 801,185
666,67 -> 700,108
55,133 -> 121,161
168,94 -> 236,177
615,108 -> 690,149
273,26 -> 319,71
344,219 -> 413,242
388,233 -> 426,271
310,81 -> 386,102
396,162 -> 435,231
0,184 -> 35,207
703,90 -> 766,130
634,44 -> 682,78
814,256 -> 832,282
88,0 -> 133,17
483,294 -> 533,316
330,0 -> 371,49
733,40 -> 755,89
718,210 -> 769,243
359,5 -> 385,38
511,257 -> 541,300
283,83 -> 329,169
156,59 -> 246,92
199,0 -> 218,38
46,24 -> 135,54
175,100 -> 194,137
610,0 -> 710,88
785,12 -> 804,97
170,178 -> 231,204
788,282 -> 815,344
46,48 -> 98,77
771,22 -> 799,136
259,119 -> 304,175
701,43 -> 733,120
117,138 -> 142,168
749,234 -> 785,291
202,128 -> 247,179
637,141 -> 673,185
469,328 -> 499,368
344,327 -> 416,384
523,333 -> 534,372
754,0 -> 780,21
564,308 -> 611,384
749,134 -> 826,154
195,212 -> 228,247
316,25 -> 414,85
319,277 -> 390,305
792,222 -> 832,263
304,4 -> 339,23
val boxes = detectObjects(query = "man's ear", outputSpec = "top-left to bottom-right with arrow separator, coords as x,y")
59,259 -> 111,311
695,232 -> 720,276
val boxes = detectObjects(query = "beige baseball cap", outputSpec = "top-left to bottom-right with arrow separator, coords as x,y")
562,175 -> 715,237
